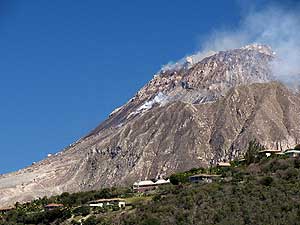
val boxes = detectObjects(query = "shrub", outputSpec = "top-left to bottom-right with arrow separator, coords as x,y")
72,206 -> 90,216
169,173 -> 188,185
111,205 -> 120,211
141,217 -> 161,225
294,158 -> 300,168
94,188 -> 112,199
262,159 -> 290,173
152,194 -> 161,202
277,168 -> 299,180
259,176 -> 273,186
82,216 -> 99,225
169,167 -> 205,185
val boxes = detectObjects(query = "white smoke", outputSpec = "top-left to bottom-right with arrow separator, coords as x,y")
162,3 -> 300,84
161,50 -> 217,72
200,4 -> 300,84
137,92 -> 168,111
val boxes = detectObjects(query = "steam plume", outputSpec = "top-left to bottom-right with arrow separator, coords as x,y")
163,3 -> 300,85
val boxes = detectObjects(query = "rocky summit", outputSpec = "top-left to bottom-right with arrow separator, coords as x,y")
1,44 -> 300,207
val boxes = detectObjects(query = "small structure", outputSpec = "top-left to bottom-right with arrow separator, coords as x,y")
88,198 -> 126,208
217,162 -> 231,167
258,149 -> 282,157
284,149 -> 300,158
133,179 -> 170,192
44,203 -> 64,210
189,174 -> 221,183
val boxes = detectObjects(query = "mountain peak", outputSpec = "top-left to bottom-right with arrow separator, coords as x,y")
160,43 -> 274,74
131,43 -> 274,114
241,43 -> 275,56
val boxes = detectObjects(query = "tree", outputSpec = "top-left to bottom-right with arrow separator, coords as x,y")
244,140 -> 265,165
14,202 -> 20,209
169,173 -> 188,185
72,206 -> 90,216
259,176 -> 273,186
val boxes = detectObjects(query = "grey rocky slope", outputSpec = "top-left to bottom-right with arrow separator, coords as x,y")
1,44 -> 300,207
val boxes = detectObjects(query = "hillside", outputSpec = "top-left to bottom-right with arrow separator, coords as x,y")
1,44 -> 300,207
1,154 -> 300,225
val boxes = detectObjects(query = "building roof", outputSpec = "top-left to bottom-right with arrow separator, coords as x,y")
133,179 -> 170,187
44,203 -> 64,207
89,198 -> 125,203
217,162 -> 231,167
154,179 -> 170,185
258,149 -> 282,153
133,180 -> 155,186
284,150 -> 300,154
189,174 -> 221,178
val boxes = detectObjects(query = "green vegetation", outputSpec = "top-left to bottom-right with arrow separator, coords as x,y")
119,157 -> 300,225
0,187 -> 133,225
169,165 -> 231,185
244,139 -> 265,164
1,142 -> 300,225
169,167 -> 205,185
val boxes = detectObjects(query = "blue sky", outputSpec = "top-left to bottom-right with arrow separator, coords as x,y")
0,0 -> 295,173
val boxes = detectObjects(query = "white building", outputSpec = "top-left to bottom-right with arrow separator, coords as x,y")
284,150 -> 300,158
133,179 -> 170,192
89,198 -> 126,208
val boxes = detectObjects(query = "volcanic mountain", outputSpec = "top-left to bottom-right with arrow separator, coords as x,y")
1,44 -> 300,207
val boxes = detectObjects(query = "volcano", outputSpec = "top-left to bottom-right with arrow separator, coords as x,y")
1,44 -> 300,207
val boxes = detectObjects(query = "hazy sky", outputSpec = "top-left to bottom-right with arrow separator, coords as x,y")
0,0 -> 297,173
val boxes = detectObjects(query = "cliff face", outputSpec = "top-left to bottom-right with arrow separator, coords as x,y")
1,44 -> 300,207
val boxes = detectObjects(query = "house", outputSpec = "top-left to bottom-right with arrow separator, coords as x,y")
258,149 -> 282,157
283,149 -> 300,158
44,203 -> 64,210
217,162 -> 231,167
88,198 -> 126,208
133,180 -> 156,192
133,179 -> 170,192
189,174 -> 221,183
